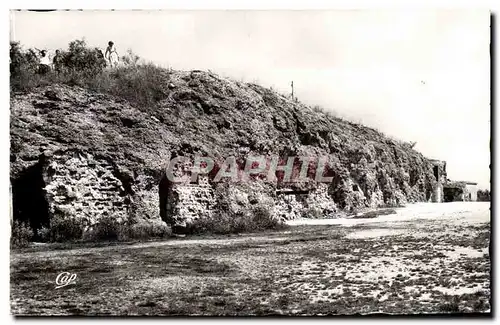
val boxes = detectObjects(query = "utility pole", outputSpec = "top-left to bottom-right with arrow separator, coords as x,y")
291,81 -> 294,100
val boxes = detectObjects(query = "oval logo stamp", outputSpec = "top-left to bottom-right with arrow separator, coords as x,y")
55,272 -> 77,289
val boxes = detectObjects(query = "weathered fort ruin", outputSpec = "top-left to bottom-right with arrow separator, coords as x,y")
151,155 -> 338,227
11,148 -> 478,232
429,159 -> 478,203
9,74 -> 481,233
163,157 -> 478,227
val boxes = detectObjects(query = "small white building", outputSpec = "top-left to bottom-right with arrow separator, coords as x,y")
443,181 -> 478,202
464,182 -> 478,201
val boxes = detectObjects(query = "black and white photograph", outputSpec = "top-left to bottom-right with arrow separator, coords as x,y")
8,8 -> 491,316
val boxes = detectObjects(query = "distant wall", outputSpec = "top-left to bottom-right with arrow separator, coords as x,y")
465,184 -> 478,201
443,182 -> 478,202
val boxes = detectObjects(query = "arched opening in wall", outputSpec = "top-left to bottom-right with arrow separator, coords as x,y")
11,162 -> 50,237
158,173 -> 173,226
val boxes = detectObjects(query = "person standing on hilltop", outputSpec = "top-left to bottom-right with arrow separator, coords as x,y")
105,41 -> 119,68
52,49 -> 64,74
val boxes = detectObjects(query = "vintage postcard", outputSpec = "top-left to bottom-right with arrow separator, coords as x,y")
9,9 -> 491,316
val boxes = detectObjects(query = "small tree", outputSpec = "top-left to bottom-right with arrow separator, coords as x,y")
63,39 -> 106,75
477,189 -> 490,202
121,49 -> 140,66
10,42 -> 41,90
9,41 -> 24,77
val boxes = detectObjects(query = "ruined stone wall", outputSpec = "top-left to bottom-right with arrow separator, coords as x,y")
42,151 -> 130,227
274,193 -> 305,220
429,160 -> 447,203
432,183 -> 444,203
443,186 -> 464,202
166,176 -> 215,227
34,149 -> 441,230
163,176 -> 339,225
305,183 -> 337,215
273,184 -> 338,221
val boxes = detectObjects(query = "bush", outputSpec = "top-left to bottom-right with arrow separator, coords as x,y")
62,39 -> 106,76
121,49 -> 141,66
100,63 -> 171,108
10,42 -> 43,91
37,226 -> 51,242
11,220 -> 34,248
83,216 -> 124,241
83,217 -> 172,242
252,206 -> 284,230
477,189 -> 490,202
186,205 -> 286,235
304,207 -> 323,219
48,215 -> 85,242
184,213 -> 230,235
128,219 -> 172,240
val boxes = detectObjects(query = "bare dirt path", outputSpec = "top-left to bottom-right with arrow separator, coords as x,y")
11,202 -> 491,315
11,234 -> 296,260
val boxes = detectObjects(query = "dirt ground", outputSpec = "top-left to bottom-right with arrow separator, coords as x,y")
10,202 -> 491,316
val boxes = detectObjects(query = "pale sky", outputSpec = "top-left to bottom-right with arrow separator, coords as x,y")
10,10 -> 491,189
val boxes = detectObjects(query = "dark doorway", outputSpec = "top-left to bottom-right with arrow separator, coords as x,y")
443,187 -> 463,202
159,175 -> 188,234
159,174 -> 171,225
433,166 -> 439,181
443,188 -> 454,202
11,162 -> 50,236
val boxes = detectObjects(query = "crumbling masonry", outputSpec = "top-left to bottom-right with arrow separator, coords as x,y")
429,159 -> 478,203
10,149 -> 479,233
